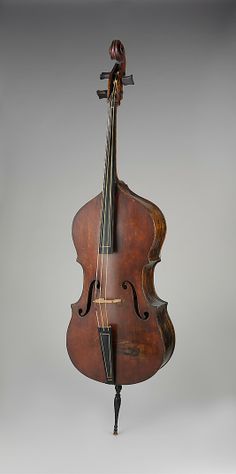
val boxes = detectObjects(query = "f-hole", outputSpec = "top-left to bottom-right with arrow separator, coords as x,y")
78,280 -> 100,317
122,281 -> 149,320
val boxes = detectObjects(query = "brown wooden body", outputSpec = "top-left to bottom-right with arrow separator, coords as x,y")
66,181 -> 175,385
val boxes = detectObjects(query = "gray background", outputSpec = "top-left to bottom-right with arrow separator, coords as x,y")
1,1 -> 236,473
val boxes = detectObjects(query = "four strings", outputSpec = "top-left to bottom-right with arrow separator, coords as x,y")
94,82 -> 117,329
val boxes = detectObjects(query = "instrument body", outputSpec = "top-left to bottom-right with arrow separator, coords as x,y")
67,41 -> 175,422
67,179 -> 175,384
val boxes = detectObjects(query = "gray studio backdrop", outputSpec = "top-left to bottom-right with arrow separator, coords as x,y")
1,1 -> 236,473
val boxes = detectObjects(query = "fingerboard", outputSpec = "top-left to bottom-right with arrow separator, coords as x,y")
99,100 -> 117,254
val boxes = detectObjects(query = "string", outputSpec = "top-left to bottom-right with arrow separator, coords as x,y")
104,83 -> 116,328
100,85 -> 116,327
94,84 -> 116,328
94,98 -> 112,328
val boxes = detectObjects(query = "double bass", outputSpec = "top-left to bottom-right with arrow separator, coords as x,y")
66,40 -> 175,434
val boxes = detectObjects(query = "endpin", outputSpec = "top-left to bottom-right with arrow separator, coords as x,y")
113,385 -> 122,435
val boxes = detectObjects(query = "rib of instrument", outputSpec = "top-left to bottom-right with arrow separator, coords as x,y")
66,40 -> 175,434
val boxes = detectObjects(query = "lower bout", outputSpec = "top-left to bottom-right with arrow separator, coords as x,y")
66,314 -> 165,385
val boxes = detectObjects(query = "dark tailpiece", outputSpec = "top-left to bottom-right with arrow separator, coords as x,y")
98,326 -> 113,384
113,385 -> 122,435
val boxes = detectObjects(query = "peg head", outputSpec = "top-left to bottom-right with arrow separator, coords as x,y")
97,40 -> 133,107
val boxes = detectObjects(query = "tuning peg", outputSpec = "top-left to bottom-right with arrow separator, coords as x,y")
97,90 -> 108,99
100,72 -> 110,80
122,75 -> 134,86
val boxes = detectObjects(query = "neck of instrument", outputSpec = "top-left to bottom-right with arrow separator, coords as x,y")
99,99 -> 118,254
